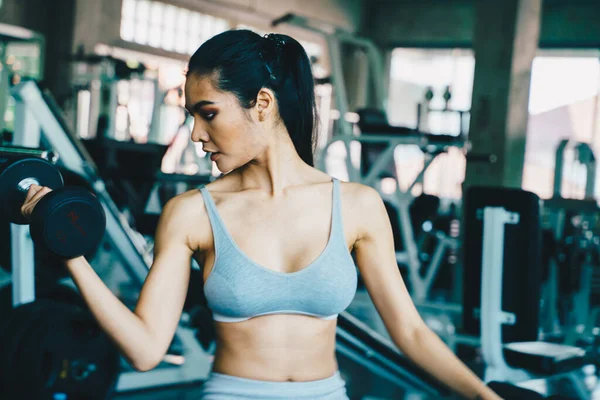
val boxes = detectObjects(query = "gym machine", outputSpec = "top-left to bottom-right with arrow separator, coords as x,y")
68,52 -> 163,144
540,140 -> 600,346
463,186 -> 592,398
553,139 -> 596,200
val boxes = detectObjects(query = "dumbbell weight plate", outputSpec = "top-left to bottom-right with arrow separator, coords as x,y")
0,158 -> 64,225
29,187 -> 106,259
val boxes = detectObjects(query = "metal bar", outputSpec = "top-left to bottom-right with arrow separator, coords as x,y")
0,145 -> 46,158
395,194 -> 425,300
344,139 -> 360,183
363,142 -> 396,187
0,46 -> 8,134
10,93 -> 41,307
422,240 -> 448,294
10,225 -> 35,307
480,207 -> 519,381
326,36 -> 353,137
553,139 -> 569,198
407,154 -> 437,193
337,312 -> 451,396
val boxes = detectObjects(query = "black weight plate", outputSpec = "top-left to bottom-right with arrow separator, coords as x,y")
0,283 -> 85,313
0,158 -> 63,224
0,300 -> 54,393
11,301 -> 65,398
41,284 -> 86,309
8,302 -> 67,396
18,303 -> 119,399
11,301 -> 83,399
0,285 -> 85,392
0,283 -> 12,315
30,187 -> 106,259
52,309 -> 119,397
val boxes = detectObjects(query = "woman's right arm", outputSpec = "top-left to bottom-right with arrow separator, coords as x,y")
64,193 -> 207,371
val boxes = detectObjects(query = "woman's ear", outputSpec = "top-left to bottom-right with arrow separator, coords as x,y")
256,87 -> 275,121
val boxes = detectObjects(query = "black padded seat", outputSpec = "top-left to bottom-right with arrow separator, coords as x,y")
503,341 -> 588,375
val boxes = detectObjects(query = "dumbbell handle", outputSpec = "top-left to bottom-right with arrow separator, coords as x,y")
17,177 -> 40,193
0,155 -> 64,225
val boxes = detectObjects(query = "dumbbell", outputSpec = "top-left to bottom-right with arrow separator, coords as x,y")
0,147 -> 106,259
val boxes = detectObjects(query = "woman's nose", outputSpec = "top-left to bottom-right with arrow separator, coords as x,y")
191,125 -> 209,143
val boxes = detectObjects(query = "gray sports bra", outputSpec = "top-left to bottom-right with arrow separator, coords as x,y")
198,178 -> 358,322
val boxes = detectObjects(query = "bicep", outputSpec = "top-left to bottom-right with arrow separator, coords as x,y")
135,198 -> 195,356
353,187 -> 425,340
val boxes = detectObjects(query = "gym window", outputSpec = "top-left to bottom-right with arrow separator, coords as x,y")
120,0 -> 230,55
523,51 -> 600,199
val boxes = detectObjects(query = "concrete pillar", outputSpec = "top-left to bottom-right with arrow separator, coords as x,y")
463,0 -> 542,190
43,0 -> 77,109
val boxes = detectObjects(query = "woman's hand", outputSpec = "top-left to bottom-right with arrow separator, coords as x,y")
20,184 -> 53,221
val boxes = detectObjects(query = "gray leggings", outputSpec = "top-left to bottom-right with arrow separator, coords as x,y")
199,370 -> 350,399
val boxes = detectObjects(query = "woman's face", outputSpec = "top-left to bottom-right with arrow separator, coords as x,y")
184,73 -> 267,173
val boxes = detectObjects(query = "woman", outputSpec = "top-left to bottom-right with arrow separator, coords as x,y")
22,30 -> 501,399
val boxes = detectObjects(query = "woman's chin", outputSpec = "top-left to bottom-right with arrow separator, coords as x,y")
214,161 -> 233,174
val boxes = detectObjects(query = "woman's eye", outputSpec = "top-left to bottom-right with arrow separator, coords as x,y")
203,112 -> 216,121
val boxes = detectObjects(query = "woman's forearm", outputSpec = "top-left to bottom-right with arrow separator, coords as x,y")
64,256 -> 159,371
397,327 -> 501,400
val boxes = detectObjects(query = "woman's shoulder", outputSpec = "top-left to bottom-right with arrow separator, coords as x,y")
157,187 -> 214,252
333,177 -> 381,205
198,174 -> 240,207
159,188 -> 209,229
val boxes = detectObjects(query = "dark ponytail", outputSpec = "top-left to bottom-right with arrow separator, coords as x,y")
187,30 -> 319,166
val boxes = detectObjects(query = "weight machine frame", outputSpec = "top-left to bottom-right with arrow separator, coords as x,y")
272,13 -> 386,139
480,206 -> 590,398
319,133 -> 463,302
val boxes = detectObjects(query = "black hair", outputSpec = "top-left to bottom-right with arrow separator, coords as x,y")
187,29 -> 319,166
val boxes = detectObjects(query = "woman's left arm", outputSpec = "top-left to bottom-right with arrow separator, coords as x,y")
349,184 -> 501,400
